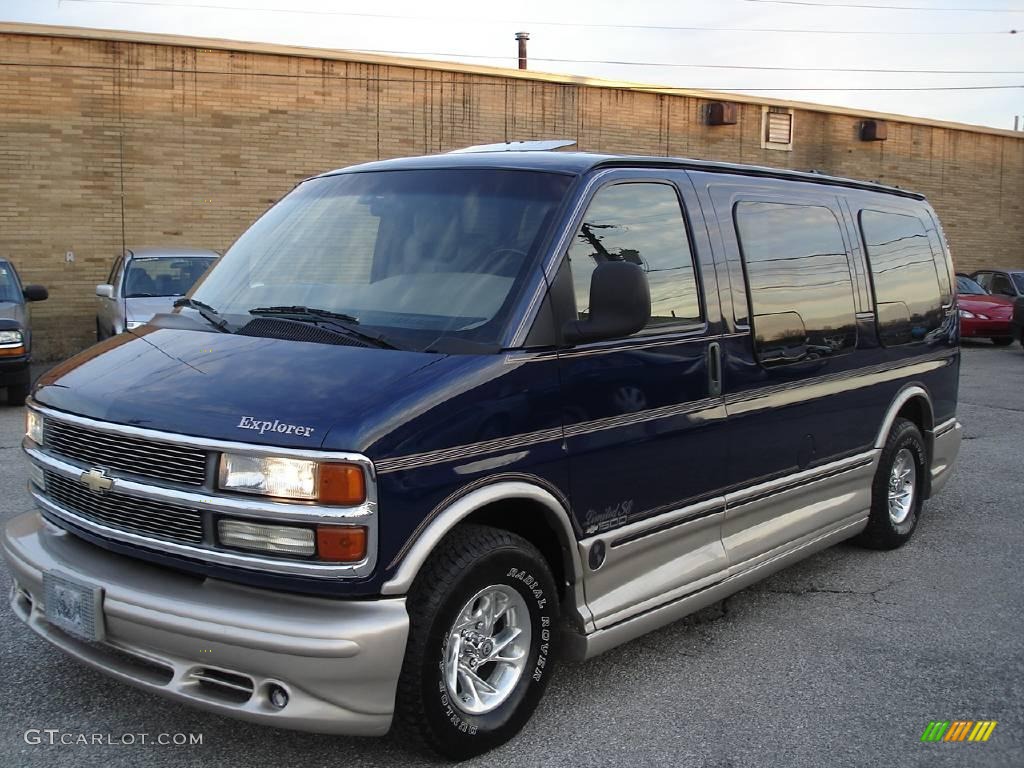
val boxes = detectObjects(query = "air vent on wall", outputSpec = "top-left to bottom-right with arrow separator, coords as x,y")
762,106 -> 794,151
706,102 -> 738,126
860,120 -> 888,141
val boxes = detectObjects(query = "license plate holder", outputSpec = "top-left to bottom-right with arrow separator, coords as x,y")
43,571 -> 105,642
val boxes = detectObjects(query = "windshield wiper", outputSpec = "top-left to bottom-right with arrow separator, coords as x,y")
248,305 -> 398,349
172,297 -> 233,333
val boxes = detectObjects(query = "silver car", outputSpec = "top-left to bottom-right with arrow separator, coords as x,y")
96,247 -> 217,340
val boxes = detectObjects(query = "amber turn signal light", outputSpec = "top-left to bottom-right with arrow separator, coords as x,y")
316,525 -> 367,562
0,345 -> 26,357
317,463 -> 366,505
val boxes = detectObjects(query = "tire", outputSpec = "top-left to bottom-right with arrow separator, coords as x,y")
854,417 -> 927,550
6,370 -> 30,406
395,524 -> 560,760
991,337 -> 1013,347
96,320 -> 104,342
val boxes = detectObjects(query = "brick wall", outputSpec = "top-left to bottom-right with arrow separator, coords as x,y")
1,28 -> 1022,359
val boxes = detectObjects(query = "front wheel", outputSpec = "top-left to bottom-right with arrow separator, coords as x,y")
991,337 -> 1013,347
854,417 -> 926,550
395,524 -> 560,760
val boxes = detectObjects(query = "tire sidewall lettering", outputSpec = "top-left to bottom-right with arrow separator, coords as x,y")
430,558 -> 556,739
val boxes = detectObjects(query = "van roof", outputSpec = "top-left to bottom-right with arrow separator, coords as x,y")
318,149 -> 926,201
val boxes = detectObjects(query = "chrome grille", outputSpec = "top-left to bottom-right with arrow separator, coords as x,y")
44,419 -> 208,487
43,471 -> 204,545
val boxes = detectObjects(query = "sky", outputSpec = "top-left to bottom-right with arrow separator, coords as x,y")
2,0 -> 1023,130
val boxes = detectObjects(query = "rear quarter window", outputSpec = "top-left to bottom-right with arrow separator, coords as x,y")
734,201 -> 857,366
859,209 -> 944,346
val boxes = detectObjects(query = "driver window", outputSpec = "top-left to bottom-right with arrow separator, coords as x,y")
567,182 -> 701,332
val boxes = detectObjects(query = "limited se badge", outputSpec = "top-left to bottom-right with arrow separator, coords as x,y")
43,571 -> 105,642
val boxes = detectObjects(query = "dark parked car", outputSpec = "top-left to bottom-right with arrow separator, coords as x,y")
4,144 -> 961,759
970,268 -> 1024,300
955,274 -> 1015,345
0,258 -> 47,405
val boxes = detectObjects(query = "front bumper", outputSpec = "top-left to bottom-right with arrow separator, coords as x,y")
2,511 -> 409,735
0,354 -> 30,384
960,317 -> 1013,338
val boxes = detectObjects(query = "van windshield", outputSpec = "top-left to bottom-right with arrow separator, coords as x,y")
191,169 -> 572,350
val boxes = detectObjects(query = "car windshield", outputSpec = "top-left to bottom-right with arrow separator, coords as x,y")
190,169 -> 572,350
1013,273 -> 1024,293
125,257 -> 216,298
956,275 -> 987,295
0,264 -> 21,303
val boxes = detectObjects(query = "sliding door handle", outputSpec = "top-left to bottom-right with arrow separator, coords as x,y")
707,341 -> 722,398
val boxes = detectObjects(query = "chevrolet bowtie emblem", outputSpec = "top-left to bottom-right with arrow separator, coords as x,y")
79,468 -> 113,493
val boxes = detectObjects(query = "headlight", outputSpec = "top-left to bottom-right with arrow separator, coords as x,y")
0,330 -> 23,345
218,453 -> 366,505
25,410 -> 43,445
958,309 -> 975,319
219,454 -> 317,499
125,320 -> 145,330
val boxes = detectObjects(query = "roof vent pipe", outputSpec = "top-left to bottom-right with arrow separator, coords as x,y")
515,32 -> 529,70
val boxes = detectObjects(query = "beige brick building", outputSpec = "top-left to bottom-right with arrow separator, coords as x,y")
1,22 -> 1022,359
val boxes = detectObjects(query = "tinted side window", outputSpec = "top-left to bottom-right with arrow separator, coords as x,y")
568,183 -> 701,331
734,201 -> 857,366
989,273 -> 1015,297
860,210 -> 943,346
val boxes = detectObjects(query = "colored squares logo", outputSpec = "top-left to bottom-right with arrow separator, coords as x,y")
921,721 -> 997,743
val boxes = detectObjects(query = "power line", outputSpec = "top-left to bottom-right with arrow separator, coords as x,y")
59,0 -> 1021,34
743,0 -> 1024,11
350,48 -> 1024,75
1,60 -> 1021,91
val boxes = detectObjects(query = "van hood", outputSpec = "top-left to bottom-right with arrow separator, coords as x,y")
32,326 -> 452,451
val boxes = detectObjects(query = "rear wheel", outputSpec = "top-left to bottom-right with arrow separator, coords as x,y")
396,524 -> 560,760
854,417 -> 926,550
991,337 -> 1013,347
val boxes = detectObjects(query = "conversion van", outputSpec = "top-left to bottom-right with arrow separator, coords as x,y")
3,143 -> 961,760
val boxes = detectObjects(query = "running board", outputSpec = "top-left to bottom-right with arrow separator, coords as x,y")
564,512 -> 868,661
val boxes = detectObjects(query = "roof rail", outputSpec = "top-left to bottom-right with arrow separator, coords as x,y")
447,139 -> 576,154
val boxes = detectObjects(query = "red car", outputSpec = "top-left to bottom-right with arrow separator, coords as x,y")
956,274 -> 1015,345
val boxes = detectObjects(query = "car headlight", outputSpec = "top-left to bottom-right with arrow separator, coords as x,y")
125,320 -> 145,330
958,309 -> 975,319
218,453 -> 366,505
25,410 -> 43,445
0,330 -> 23,345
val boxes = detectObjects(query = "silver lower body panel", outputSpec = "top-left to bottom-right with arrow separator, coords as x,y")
928,419 -> 961,498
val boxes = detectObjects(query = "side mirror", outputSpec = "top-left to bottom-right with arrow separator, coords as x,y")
562,261 -> 650,345
95,284 -> 114,299
22,284 -> 48,302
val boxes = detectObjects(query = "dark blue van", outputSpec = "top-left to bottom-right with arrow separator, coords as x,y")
3,143 -> 961,759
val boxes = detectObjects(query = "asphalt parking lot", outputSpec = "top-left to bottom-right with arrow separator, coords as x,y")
0,344 -> 1021,768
